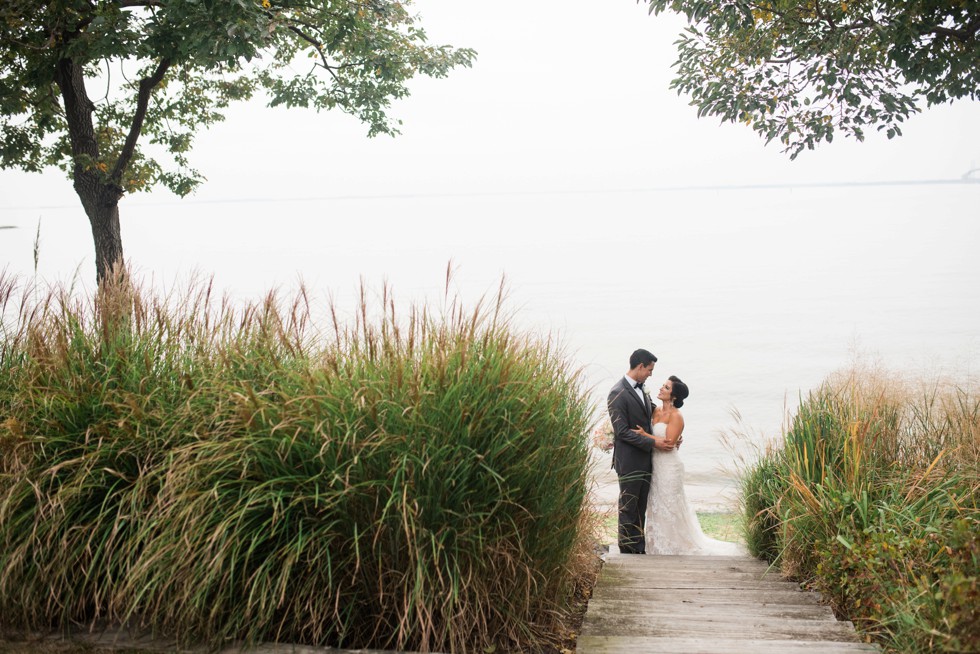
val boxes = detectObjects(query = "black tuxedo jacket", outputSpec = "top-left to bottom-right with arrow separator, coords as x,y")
607,377 -> 654,475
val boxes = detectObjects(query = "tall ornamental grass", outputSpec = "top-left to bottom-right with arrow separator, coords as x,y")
0,273 -> 596,652
741,366 -> 979,652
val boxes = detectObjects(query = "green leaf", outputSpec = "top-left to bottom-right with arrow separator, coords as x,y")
644,0 -> 966,157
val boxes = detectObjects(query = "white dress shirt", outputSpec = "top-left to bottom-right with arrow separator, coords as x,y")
624,375 -> 644,402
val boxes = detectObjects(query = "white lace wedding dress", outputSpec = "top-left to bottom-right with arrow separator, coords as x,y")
644,423 -> 746,555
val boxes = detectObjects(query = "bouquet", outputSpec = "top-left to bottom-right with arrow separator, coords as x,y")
591,421 -> 614,452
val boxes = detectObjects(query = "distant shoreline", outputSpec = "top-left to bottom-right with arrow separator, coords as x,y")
588,449 -> 741,514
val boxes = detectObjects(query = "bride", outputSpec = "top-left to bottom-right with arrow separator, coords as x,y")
632,375 -> 745,556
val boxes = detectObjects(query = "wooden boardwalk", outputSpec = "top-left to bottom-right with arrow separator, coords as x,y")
578,553 -> 878,654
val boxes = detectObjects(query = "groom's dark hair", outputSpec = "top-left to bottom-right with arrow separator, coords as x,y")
629,349 -> 657,369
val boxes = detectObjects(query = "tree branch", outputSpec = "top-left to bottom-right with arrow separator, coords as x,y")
110,58 -> 171,184
286,24 -> 347,84
287,25 -> 331,68
927,17 -> 980,42
812,0 -> 837,29
54,57 -> 98,161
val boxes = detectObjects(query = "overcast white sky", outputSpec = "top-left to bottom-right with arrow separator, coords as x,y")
1,0 -> 978,213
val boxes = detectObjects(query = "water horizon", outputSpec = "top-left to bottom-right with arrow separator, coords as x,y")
2,183 -> 977,510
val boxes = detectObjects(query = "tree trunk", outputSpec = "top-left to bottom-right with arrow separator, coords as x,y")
76,181 -> 125,284
54,56 -> 126,286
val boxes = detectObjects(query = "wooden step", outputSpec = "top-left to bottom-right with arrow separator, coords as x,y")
577,635 -> 879,653
578,553 -> 878,653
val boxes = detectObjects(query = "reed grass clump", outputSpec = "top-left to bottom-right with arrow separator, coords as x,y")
0,273 -> 595,652
742,365 -> 979,652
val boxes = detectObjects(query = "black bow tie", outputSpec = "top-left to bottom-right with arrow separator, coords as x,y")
634,382 -> 644,390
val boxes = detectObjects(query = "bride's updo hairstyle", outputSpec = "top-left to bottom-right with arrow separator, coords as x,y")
668,375 -> 690,408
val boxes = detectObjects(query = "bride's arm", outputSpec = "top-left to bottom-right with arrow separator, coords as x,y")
631,425 -> 675,451
663,413 -> 685,448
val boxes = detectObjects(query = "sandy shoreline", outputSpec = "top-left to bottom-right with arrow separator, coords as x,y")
587,448 -> 742,516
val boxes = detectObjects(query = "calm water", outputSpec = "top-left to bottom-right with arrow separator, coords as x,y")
3,184 -> 978,509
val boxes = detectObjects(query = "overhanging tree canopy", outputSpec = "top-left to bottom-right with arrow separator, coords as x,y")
644,0 -> 980,157
0,1 -> 475,282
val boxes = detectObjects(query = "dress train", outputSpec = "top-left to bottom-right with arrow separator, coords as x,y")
644,423 -> 745,556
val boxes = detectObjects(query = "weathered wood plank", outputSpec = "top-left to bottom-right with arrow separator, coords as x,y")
577,635 -> 879,654
604,554 -> 771,566
578,553 -> 878,653
591,586 -> 826,605
595,574 -> 805,591
601,559 -> 777,572
581,613 -> 863,641
599,568 -> 777,581
586,597 -> 839,621
26,630 -> 446,654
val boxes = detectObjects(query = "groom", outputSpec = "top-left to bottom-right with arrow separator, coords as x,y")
607,348 -> 658,554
